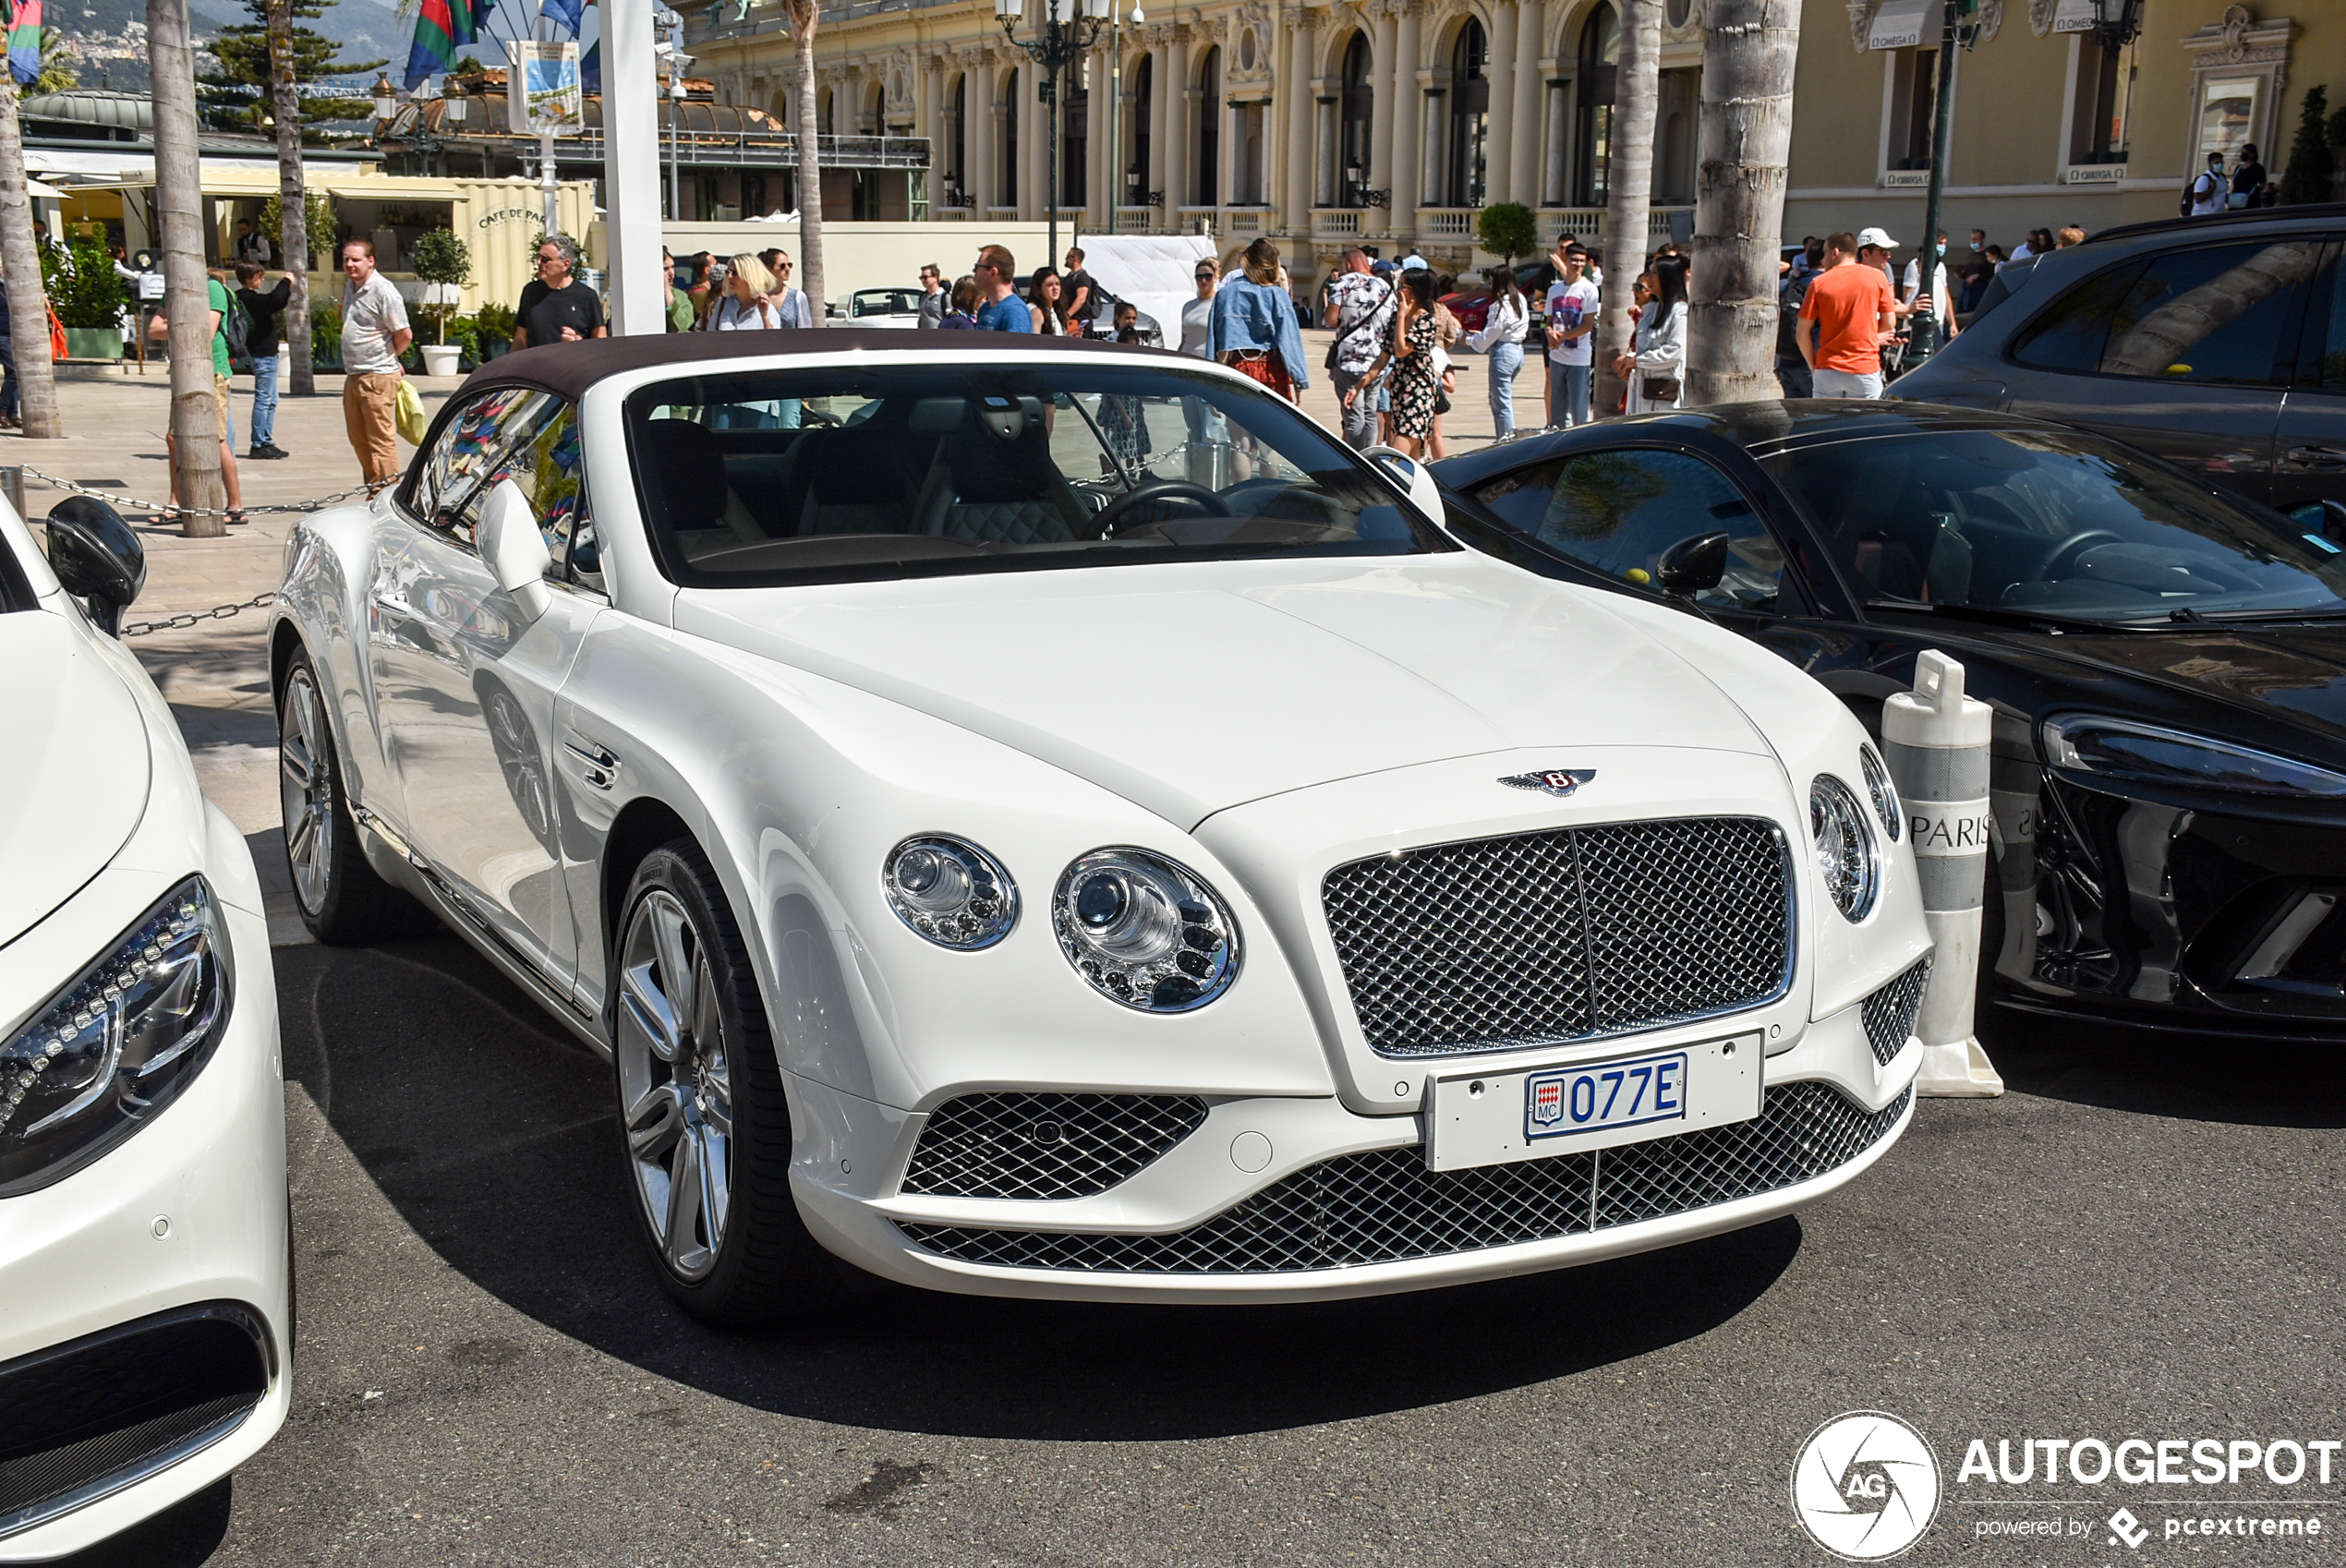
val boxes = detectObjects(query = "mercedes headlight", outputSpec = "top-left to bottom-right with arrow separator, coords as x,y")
1810,776 -> 1880,923
2042,716 -> 2346,798
882,837 -> 1019,949
0,878 -> 233,1197
1053,849 -> 1240,1011
1858,743 -> 1903,841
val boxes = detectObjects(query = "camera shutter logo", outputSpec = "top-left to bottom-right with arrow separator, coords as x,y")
1790,1411 -> 1942,1561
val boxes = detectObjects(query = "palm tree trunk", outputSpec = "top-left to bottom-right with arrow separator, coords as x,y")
1593,0 -> 1660,420
788,6 -> 827,325
0,76 -> 65,440
1685,0 -> 1798,407
151,0 -> 226,537
269,0 -> 313,397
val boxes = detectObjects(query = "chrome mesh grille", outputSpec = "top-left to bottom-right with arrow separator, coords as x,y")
897,1080 -> 1908,1275
1859,959 -> 1932,1068
901,1092 -> 1209,1200
1320,816 -> 1793,1058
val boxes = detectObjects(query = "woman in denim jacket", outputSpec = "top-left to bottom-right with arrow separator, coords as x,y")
1208,238 -> 1312,403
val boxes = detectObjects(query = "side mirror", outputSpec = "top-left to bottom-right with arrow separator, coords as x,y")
478,478 -> 552,622
2287,498 -> 2346,545
1655,529 -> 1731,597
45,496 -> 146,637
1361,444 -> 1445,522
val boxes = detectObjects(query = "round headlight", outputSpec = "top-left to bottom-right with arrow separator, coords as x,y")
882,836 -> 1018,949
1859,743 -> 1903,842
1053,849 -> 1240,1011
1810,775 -> 1880,923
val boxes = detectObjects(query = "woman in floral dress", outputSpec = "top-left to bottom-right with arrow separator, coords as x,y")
1347,269 -> 1439,456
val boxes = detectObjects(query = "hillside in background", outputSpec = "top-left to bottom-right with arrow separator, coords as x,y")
42,0 -> 402,96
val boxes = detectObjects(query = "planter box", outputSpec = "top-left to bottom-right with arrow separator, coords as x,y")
62,327 -> 124,361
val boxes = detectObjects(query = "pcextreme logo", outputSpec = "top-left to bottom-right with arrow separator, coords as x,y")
1791,1411 -> 1944,1562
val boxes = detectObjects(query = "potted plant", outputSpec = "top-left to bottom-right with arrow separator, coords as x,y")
47,238 -> 130,360
409,225 -> 472,376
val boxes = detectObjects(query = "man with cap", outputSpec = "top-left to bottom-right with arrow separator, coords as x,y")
1796,230 -> 1897,400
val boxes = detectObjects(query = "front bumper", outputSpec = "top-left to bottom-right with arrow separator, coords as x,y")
784,990 -> 1917,1303
0,884 -> 290,1561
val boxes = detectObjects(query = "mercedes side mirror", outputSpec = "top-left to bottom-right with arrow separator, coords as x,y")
1361,445 -> 1445,522
45,496 -> 146,638
478,478 -> 552,622
1656,529 -> 1730,597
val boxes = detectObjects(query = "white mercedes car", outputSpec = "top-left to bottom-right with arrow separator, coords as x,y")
269,332 -> 1931,1322
0,496 -> 289,1558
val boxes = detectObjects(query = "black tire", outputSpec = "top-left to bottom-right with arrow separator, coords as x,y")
276,646 -> 436,944
611,840 -> 839,1325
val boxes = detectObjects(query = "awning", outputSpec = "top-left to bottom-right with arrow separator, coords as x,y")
1867,0 -> 1944,50
24,177 -> 69,201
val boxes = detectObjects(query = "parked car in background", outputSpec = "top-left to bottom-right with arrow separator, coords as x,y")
270,332 -> 1929,1324
1439,259 -> 1555,335
1893,203 -> 2346,518
0,495 -> 289,1558
1435,401 -> 2346,1046
833,288 -> 926,328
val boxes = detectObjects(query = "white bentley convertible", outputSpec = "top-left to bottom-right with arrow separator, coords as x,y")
271,332 -> 1930,1321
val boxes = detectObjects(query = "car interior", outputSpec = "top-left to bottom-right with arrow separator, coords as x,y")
626,369 -> 1425,582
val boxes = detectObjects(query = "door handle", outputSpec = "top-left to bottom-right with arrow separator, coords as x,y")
2287,445 -> 2346,469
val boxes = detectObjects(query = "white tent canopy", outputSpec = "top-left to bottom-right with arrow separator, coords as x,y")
1074,234 -> 1218,345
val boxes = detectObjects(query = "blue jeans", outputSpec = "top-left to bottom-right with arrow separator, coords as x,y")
0,334 -> 16,421
1547,360 -> 1592,427
1487,341 -> 1524,438
249,353 -> 279,446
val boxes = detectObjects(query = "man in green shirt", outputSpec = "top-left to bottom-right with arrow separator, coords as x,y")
663,249 -> 695,332
163,271 -> 245,524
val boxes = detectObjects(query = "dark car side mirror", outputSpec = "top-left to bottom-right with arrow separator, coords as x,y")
2287,499 -> 2346,545
1656,529 -> 1730,597
44,496 -> 146,638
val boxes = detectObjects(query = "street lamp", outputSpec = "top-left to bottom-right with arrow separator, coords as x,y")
2085,0 -> 2144,52
372,73 -> 398,128
996,0 -> 1109,267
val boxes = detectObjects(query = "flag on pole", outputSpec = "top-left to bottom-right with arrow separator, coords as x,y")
6,0 -> 45,88
403,0 -> 482,90
540,0 -> 584,35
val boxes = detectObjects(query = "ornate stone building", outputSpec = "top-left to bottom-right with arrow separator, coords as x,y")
682,0 -> 1708,271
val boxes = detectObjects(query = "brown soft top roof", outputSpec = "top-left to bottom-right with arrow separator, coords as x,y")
455,327 -> 1181,404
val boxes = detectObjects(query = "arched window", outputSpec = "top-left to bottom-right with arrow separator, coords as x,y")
1575,3 -> 1619,206
1064,62 -> 1089,208
950,74 -> 967,199
1340,30 -> 1373,204
1131,53 -> 1154,205
1002,70 -> 1019,206
1449,18 -> 1490,208
1196,45 -> 1220,205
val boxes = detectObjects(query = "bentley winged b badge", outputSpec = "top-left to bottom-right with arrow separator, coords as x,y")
1500,769 -> 1598,798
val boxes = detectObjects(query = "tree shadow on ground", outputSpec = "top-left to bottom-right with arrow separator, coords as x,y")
276,936 -> 1803,1443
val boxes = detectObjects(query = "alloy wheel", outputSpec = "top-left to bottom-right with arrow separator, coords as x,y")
616,889 -> 735,1282
278,668 -> 333,915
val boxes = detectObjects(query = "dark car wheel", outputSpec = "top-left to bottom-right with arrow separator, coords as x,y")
277,648 -> 435,944
613,841 -> 840,1325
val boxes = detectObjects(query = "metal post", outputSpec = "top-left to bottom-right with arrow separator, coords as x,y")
1108,6 -> 1121,234
540,130 -> 560,235
1884,650 -> 2004,1097
0,465 -> 24,523
1046,39 -> 1061,266
1909,0 -> 1963,365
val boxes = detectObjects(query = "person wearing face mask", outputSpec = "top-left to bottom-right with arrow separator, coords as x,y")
1899,230 -> 1958,362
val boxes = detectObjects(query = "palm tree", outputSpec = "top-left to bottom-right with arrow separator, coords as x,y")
269,0 -> 314,397
151,0 -> 227,534
781,0 -> 827,325
0,74 -> 62,439
1593,0 -> 1660,420
1686,0 -> 1799,406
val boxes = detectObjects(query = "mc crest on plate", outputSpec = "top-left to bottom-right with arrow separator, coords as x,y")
1500,769 -> 1598,798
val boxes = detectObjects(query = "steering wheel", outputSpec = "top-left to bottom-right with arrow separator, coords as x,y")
1086,478 -> 1233,538
2031,529 -> 2125,582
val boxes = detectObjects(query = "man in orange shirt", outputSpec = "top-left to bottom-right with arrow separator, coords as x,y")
1796,231 -> 1898,399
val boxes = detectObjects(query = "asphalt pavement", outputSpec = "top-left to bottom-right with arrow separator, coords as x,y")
56,930 -> 2346,1567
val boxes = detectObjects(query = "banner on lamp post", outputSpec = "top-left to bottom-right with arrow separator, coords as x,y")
508,41 -> 585,133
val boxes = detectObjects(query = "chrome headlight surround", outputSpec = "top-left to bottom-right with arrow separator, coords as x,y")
1858,743 -> 1903,842
1809,776 -> 1880,923
881,836 -> 1019,949
1053,849 -> 1241,1012
2042,715 -> 2346,798
0,877 -> 234,1198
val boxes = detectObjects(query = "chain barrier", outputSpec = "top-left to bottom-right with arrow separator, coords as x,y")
121,592 -> 280,639
13,464 -> 395,520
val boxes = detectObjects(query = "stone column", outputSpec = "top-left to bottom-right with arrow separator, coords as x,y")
1485,0 -> 1517,207
974,69 -> 999,213
1168,33 -> 1193,208
1087,43 -> 1110,224
1148,41 -> 1171,223
1018,61 -> 1042,220
1543,77 -> 1567,207
1388,3 -> 1421,237
1421,83 -> 1445,207
1282,21 -> 1308,232
1217,97 -> 1238,210
1315,91 -> 1337,208
1510,2 -> 1543,205
1367,6 -> 1396,220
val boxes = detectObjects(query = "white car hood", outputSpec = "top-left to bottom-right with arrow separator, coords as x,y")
675,557 -> 1771,828
0,611 -> 151,947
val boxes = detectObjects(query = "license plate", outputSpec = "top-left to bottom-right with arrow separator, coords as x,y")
1421,1033 -> 1763,1172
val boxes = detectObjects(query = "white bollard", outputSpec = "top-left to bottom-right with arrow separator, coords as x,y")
1884,651 -> 2004,1097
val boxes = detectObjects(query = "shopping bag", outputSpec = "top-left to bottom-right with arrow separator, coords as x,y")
394,377 -> 428,445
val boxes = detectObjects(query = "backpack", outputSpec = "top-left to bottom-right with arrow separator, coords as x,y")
222,291 -> 252,368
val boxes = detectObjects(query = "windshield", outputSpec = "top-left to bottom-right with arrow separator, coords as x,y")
1761,428 -> 2346,622
852,290 -> 921,317
624,362 -> 1446,586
